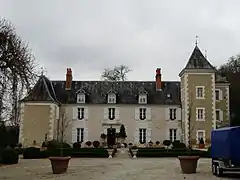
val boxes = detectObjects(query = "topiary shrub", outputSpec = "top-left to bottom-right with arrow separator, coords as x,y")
93,141 -> 100,148
163,140 -> 171,147
1,147 -> 19,164
46,140 -> 71,150
85,141 -> 92,147
172,141 -> 186,149
73,142 -> 81,149
155,141 -> 160,145
42,141 -> 48,147
23,147 -> 41,159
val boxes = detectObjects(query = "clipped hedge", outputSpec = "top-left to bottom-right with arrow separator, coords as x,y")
23,147 -> 117,159
129,148 -> 210,158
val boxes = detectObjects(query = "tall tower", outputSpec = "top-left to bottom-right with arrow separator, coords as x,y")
179,44 -> 216,147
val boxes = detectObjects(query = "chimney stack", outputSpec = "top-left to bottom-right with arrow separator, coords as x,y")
156,68 -> 162,91
65,68 -> 72,90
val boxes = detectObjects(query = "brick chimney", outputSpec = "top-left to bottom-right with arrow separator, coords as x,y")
156,68 -> 162,91
65,68 -> 72,90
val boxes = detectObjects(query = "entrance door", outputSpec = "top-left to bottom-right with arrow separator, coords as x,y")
107,128 -> 116,146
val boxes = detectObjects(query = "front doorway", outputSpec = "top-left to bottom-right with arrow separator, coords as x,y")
107,128 -> 116,147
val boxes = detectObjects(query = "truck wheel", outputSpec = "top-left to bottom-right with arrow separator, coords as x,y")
212,163 -> 216,175
216,164 -> 223,177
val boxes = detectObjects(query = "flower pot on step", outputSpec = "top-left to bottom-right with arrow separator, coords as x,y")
107,149 -> 114,158
178,156 -> 199,174
131,149 -> 138,159
199,143 -> 205,149
49,156 -> 71,174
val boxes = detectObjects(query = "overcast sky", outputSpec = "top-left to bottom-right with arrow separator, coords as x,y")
1,0 -> 240,81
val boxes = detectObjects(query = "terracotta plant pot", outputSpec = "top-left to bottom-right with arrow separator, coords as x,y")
178,156 -> 199,174
49,156 -> 71,174
199,143 -> 205,149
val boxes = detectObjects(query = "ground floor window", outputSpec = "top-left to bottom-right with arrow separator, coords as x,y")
169,128 -> 177,142
77,128 -> 84,142
139,128 -> 147,144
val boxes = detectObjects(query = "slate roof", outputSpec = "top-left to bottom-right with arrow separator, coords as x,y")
23,77 -> 181,105
184,45 -> 215,70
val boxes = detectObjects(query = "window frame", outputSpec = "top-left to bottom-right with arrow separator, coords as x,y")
77,128 -> 84,142
169,108 -> 177,120
77,93 -> 85,103
169,128 -> 177,142
196,130 -> 205,143
108,93 -> 116,104
77,107 -> 84,120
139,108 -> 147,120
196,86 -> 205,99
138,94 -> 147,104
196,107 -> 205,121
215,89 -> 221,101
108,108 -> 116,120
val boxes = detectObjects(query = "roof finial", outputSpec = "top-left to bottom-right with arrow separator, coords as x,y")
195,36 -> 198,46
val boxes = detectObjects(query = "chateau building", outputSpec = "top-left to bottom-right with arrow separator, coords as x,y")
19,45 -> 230,147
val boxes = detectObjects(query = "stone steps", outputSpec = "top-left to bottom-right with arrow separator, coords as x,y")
115,148 -> 132,159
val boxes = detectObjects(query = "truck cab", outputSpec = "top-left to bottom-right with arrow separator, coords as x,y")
211,126 -> 240,177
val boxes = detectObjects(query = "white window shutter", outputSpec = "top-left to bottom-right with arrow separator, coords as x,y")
134,128 -> 139,143
103,107 -> 108,119
147,108 -> 151,120
203,108 -> 206,120
165,108 -> 169,120
72,128 -> 77,143
219,90 -> 223,100
135,108 -> 139,120
84,128 -> 88,142
220,110 -> 223,121
72,107 -> 77,120
176,108 -> 181,120
85,107 -> 89,120
147,128 -> 152,142
115,108 -> 120,120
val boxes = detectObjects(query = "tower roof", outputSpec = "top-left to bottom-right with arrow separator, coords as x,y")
179,45 -> 216,77
185,45 -> 215,69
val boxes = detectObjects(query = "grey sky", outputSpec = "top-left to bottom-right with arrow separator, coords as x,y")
1,0 -> 240,81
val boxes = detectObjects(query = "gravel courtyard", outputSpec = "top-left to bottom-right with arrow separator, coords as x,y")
0,158 -> 235,180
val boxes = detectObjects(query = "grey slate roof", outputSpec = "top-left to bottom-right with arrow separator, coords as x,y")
23,76 -> 181,105
184,45 -> 215,70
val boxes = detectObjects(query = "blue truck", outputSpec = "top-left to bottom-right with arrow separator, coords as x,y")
211,126 -> 240,177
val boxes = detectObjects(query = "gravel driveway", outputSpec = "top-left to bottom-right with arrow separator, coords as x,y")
0,158 -> 236,180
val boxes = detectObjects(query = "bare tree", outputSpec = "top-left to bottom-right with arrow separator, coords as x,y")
0,18 -> 39,124
101,65 -> 132,81
57,109 -> 71,143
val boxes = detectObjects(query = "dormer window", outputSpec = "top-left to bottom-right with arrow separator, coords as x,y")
77,93 -> 85,103
139,94 -> 147,104
108,93 -> 116,104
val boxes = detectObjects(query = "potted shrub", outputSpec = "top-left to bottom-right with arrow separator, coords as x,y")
163,140 -> 171,151
119,124 -> 127,144
106,146 -> 114,158
73,142 -> 81,149
198,138 -> 205,149
128,143 -> 133,149
178,97 -> 199,174
1,147 -> 19,164
85,141 -> 92,147
155,141 -> 160,147
131,145 -> 138,159
93,141 -> 100,148
49,110 -> 71,174
100,133 -> 107,146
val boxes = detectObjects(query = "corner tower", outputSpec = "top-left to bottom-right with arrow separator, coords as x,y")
179,45 -> 216,147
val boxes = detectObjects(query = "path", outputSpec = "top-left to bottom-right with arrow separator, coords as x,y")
0,158 -> 233,180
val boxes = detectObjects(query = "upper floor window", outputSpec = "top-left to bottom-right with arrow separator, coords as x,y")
139,108 -> 146,120
215,89 -> 222,100
196,86 -> 205,99
77,107 -> 84,120
77,93 -> 85,103
196,107 -> 205,121
108,108 -> 115,120
138,94 -> 147,104
108,93 -> 116,104
169,108 -> 176,120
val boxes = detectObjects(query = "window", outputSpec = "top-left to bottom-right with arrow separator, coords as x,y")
77,108 -> 84,120
196,86 -> 204,99
139,128 -> 146,144
108,108 -> 115,120
169,129 -> 177,142
196,108 -> 205,121
169,108 -> 176,120
108,93 -> 116,104
138,94 -> 147,104
215,89 -> 221,100
77,128 -> 84,142
77,94 -> 85,103
216,110 -> 220,121
139,108 -> 146,120
196,130 -> 205,143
